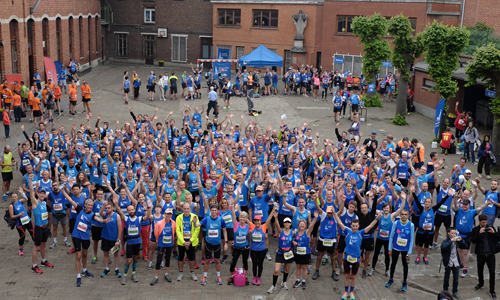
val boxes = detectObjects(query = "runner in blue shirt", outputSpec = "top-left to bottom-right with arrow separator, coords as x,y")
267,210 -> 293,293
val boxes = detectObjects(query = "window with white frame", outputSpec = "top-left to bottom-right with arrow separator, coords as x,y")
144,8 -> 155,24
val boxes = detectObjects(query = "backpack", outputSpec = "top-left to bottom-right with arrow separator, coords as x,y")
4,205 -> 16,230
233,268 -> 247,287
437,290 -> 453,300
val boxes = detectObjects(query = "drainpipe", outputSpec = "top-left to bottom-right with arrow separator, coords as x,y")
460,0 -> 466,28
30,0 -> 42,14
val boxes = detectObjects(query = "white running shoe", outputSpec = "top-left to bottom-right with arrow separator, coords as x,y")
267,285 -> 276,294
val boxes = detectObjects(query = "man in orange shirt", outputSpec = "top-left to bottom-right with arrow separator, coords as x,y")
3,86 -> 13,119
80,80 -> 92,116
32,93 -> 42,128
53,85 -> 62,115
69,86 -> 78,116
12,90 -> 22,123
41,86 -> 48,114
45,79 -> 54,90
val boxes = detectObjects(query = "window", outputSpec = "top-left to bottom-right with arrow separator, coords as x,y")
253,10 -> 278,28
172,35 -> 187,62
42,18 -> 48,57
79,17 -> 84,58
201,37 -> 213,59
337,16 -> 354,33
144,8 -> 155,24
116,33 -> 128,57
56,18 -> 62,61
218,9 -> 241,26
69,17 -> 73,60
423,78 -> 436,89
409,18 -> 417,36
144,34 -> 156,59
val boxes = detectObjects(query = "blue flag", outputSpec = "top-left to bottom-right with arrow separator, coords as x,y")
435,98 -> 445,138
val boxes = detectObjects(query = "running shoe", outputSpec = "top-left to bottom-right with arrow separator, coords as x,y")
201,257 -> 205,265
362,270 -> 367,278
474,284 -> 483,291
252,277 -> 257,285
177,273 -> 183,281
385,279 -> 393,288
91,256 -> 98,264
490,291 -> 497,299
164,274 -> 171,282
385,270 -> 390,277
2,195 -> 6,201
415,257 -> 420,264
267,285 -> 276,294
82,110 -> 87,113
217,276 -> 223,285
307,267 -> 310,274
120,249 -> 125,256
461,269 -> 467,278
101,269 -> 110,277
121,276 -> 127,285
368,268 -> 374,276
459,263 -> 464,269
115,269 -> 122,278
150,277 -> 158,286
430,242 -> 439,250
132,274 -> 138,282
349,292 -> 356,299
76,277 -> 81,287
191,272 -> 198,281
341,292 -> 348,300
161,261 -> 165,269
281,281 -> 289,290
148,261 -> 153,269
194,261 -> 200,269
332,271 -> 339,281
453,292 -> 462,300
272,231 -> 277,238
228,276 -> 234,285
301,281 -> 307,289
312,270 -> 320,280
266,252 -> 272,261
322,257 -> 329,266
173,251 -> 179,260
402,282 -> 407,292
201,276 -> 207,285
423,257 -> 429,265
49,241 -> 57,249
221,255 -> 228,264
64,240 -> 71,247
256,277 -> 261,286
293,280 -> 301,288
41,260 -> 54,268
32,265 -> 43,274
83,270 -> 94,278
19,249 -> 24,256
183,257 -> 188,264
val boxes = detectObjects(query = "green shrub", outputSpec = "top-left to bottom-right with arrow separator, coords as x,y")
391,114 -> 409,126
361,94 -> 383,108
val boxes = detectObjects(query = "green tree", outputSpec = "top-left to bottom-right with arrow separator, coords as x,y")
420,21 -> 469,135
352,13 -> 391,98
465,43 -> 500,166
463,22 -> 500,55
388,14 -> 423,116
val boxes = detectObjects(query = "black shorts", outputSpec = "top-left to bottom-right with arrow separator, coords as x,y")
91,225 -> 103,241
33,110 -> 42,117
82,98 -> 90,103
181,83 -> 187,89
124,88 -> 130,94
353,86 -> 360,91
36,83 -> 42,90
2,171 -> 13,182
170,86 -> 178,94
352,104 -> 359,112
435,213 -> 451,228
416,231 -> 433,248
343,260 -> 360,275
196,84 -> 201,90
147,85 -> 155,93
361,237 -> 374,252
311,220 -> 320,237
275,252 -> 294,264
178,244 -> 195,261
101,238 -> 117,252
458,232 -> 472,249
427,182 -> 436,191
73,237 -> 91,252
70,101 -> 77,106
204,242 -> 221,260
22,98 -> 28,103
126,243 -> 141,258
317,239 -> 336,254
225,229 -> 234,241
224,93 -> 231,100
295,253 -> 311,265
34,225 -> 50,246
334,107 -> 342,113
46,102 -> 53,110
314,85 -> 320,90
338,235 -> 346,253
69,218 -> 76,233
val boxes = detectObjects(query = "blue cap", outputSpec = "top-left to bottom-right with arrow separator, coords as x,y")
372,131 -> 377,135
395,184 -> 402,192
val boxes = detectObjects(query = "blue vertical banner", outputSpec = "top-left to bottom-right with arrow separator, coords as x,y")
367,83 -> 376,93
214,48 -> 231,80
435,98 -> 445,138
54,61 -> 63,81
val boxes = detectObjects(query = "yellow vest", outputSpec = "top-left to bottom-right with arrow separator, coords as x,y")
2,152 -> 13,173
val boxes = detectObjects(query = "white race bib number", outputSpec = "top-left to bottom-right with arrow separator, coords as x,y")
162,236 -> 172,244
379,229 -> 389,238
347,255 -> 358,263
396,237 -> 408,247
20,216 -> 30,225
284,251 -> 294,260
208,229 -> 219,238
296,247 -> 307,255
41,212 -> 48,221
252,233 -> 262,242
323,239 -> 335,247
236,235 -> 246,244
77,222 -> 88,232
438,205 -> 447,213
223,214 -> 232,224
71,206 -> 77,214
238,194 -> 244,203
398,172 -> 406,179
53,203 -> 63,211
183,231 -> 191,240
423,223 -> 432,230
128,226 -> 139,236
22,159 -> 30,166
255,210 -> 263,217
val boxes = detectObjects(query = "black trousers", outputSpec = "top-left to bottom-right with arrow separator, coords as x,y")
251,249 -> 266,278
372,238 -> 390,270
477,155 -> 491,176
14,106 -> 23,122
443,265 -> 459,294
207,101 -> 218,117
134,87 -> 140,98
230,246 -> 249,272
477,254 -> 496,292
390,250 -> 408,282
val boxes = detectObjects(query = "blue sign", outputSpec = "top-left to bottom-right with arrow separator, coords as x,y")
214,48 -> 231,80
335,57 -> 344,64
435,98 -> 445,138
382,61 -> 392,68
486,89 -> 497,98
367,83 -> 376,93
217,48 -> 230,60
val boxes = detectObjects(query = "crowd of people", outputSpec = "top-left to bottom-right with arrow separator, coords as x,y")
0,65 -> 499,300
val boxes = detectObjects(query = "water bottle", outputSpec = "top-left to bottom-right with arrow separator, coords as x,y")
14,161 -> 18,170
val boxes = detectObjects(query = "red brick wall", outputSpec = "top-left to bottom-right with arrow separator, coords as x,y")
463,0 -> 500,31
0,0 -> 102,83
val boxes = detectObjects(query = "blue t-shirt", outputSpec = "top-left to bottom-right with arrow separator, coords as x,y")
199,215 -> 226,245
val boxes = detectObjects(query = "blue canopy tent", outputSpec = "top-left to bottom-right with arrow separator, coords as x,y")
239,45 -> 283,68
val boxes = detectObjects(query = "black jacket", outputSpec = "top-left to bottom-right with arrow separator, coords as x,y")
470,225 -> 500,255
441,237 -> 467,267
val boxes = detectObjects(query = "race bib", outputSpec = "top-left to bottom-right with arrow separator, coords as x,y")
223,214 -> 232,224
183,231 -> 191,239
41,212 -> 48,221
22,159 -> 30,166
252,233 -> 262,242
323,239 -> 335,247
284,250 -> 294,260
396,237 -> 407,247
238,194 -> 244,203
236,235 -> 246,244
255,210 -> 263,217
347,255 -> 358,263
379,229 -> 389,238
77,222 -> 88,232
438,205 -> 447,213
208,229 -> 219,238
128,226 -> 139,236
398,172 -> 406,179
53,203 -> 63,211
20,216 -> 30,225
162,236 -> 172,244
423,223 -> 432,230
296,247 -> 307,255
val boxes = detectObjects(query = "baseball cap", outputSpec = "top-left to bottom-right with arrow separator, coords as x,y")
362,155 -> 369,159
165,208 -> 173,214
167,174 -> 175,179
372,131 -> 377,135
465,169 -> 472,174
254,215 -> 262,220
326,206 -> 335,213
309,189 -> 316,193
256,186 -> 264,191
283,217 -> 292,223
235,124 -> 240,127
380,159 -> 386,163
462,199 -> 471,205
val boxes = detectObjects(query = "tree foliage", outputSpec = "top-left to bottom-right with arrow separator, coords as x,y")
463,22 -> 500,56
352,14 -> 391,83
420,21 -> 470,101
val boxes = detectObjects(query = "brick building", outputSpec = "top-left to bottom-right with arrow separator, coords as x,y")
103,0 -> 213,65
0,0 -> 102,84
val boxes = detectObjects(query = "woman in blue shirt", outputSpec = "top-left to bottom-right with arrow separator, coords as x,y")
291,213 -> 318,290
228,202 -> 250,285
267,212 -> 293,293
249,207 -> 276,286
